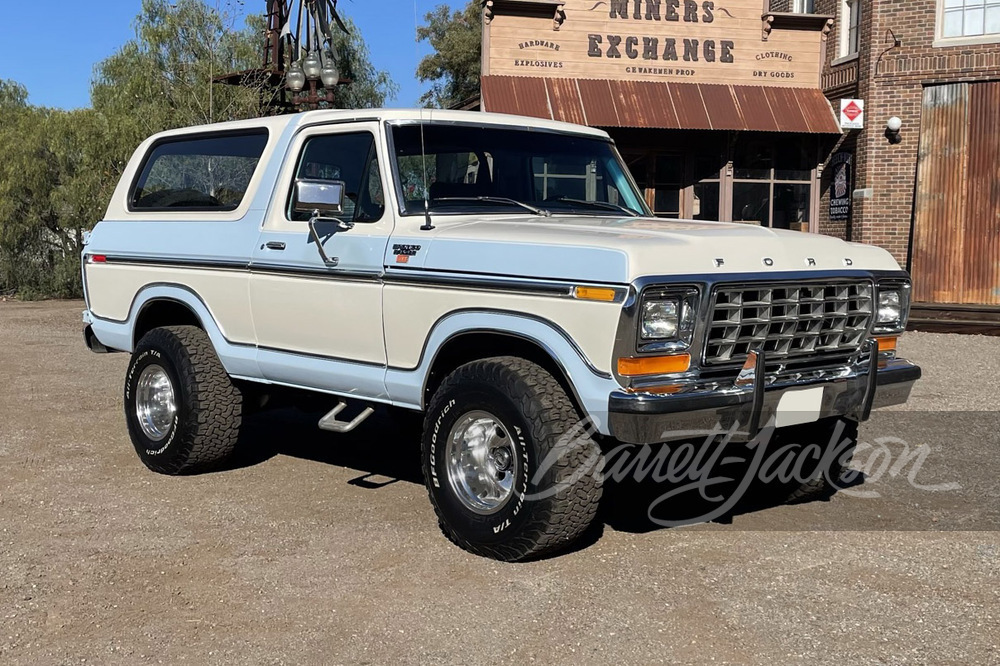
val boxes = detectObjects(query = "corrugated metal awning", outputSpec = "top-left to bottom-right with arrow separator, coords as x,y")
480,76 -> 842,134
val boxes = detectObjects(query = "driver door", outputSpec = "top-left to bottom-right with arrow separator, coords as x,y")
249,122 -> 392,398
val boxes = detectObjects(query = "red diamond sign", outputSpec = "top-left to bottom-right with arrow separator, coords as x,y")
840,99 -> 865,129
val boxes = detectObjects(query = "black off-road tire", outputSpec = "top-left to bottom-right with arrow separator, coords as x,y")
422,357 -> 603,561
124,325 -> 243,475
783,417 -> 859,504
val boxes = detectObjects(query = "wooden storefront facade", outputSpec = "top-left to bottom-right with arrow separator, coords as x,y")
479,0 -> 843,232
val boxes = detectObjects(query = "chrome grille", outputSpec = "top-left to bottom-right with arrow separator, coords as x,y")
705,281 -> 873,365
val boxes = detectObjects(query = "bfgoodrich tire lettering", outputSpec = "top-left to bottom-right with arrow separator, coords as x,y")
124,325 -> 242,475
422,356 -> 603,561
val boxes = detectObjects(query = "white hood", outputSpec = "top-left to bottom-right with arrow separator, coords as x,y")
400,215 -> 901,284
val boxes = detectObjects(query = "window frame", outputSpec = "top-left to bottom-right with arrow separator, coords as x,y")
384,119 -> 649,218
836,0 -> 862,61
934,0 -> 1000,46
127,128 -> 270,214
730,138 -> 817,231
284,130 -> 387,225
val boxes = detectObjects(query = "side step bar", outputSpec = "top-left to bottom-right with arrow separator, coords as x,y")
318,401 -> 375,433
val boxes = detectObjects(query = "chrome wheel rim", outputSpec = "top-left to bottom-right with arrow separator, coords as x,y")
135,364 -> 177,442
445,411 -> 518,515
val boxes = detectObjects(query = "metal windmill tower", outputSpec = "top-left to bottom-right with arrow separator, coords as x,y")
217,0 -> 351,113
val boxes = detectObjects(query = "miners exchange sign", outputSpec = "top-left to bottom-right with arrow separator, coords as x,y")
486,0 -> 825,88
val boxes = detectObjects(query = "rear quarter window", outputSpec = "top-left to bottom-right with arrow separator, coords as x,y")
130,130 -> 269,211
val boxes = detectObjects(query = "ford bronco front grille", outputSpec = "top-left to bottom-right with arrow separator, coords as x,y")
704,281 -> 874,366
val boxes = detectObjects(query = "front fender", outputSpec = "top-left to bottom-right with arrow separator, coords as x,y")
384,310 -> 621,436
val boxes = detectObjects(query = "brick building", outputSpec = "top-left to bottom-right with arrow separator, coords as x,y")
476,0 -> 1000,311
814,0 -> 1000,310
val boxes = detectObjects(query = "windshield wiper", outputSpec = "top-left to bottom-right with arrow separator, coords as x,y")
545,196 -> 641,217
431,196 -> 551,217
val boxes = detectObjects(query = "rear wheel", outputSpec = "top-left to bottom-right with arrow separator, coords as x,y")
422,357 -> 603,561
124,325 -> 243,475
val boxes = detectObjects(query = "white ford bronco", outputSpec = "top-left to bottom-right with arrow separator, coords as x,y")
83,109 -> 920,560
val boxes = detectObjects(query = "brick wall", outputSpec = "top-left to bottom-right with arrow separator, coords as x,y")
815,0 -> 854,244
817,0 -> 1000,267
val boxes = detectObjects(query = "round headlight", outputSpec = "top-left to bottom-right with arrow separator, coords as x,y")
878,290 -> 901,324
641,300 -> 679,340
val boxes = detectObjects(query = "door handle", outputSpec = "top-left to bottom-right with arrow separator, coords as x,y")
264,241 -> 286,251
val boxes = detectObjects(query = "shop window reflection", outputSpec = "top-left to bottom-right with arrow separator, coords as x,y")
732,135 -> 815,231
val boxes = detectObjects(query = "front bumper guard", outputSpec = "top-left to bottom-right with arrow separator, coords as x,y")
608,342 -> 921,445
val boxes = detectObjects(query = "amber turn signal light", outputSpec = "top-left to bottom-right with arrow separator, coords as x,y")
618,353 -> 691,377
876,336 -> 898,353
574,286 -> 618,302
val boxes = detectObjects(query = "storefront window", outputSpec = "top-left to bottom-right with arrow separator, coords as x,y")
693,182 -> 720,221
623,152 -> 683,218
733,136 -> 815,230
773,183 -> 811,229
734,182 -> 772,226
619,136 -> 813,228
652,155 -> 683,218
692,154 -> 722,221
532,156 -> 592,201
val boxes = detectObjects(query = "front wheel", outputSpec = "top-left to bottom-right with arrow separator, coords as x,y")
124,325 -> 243,475
422,357 -> 603,561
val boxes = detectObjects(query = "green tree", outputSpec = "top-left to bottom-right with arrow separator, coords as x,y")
0,104 -> 112,298
417,1 -> 482,108
0,79 -> 28,109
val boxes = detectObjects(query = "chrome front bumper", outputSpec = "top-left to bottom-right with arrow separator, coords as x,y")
608,352 -> 921,445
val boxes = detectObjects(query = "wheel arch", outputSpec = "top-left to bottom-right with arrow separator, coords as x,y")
395,310 -> 619,436
133,298 -> 204,349
423,330 -> 586,417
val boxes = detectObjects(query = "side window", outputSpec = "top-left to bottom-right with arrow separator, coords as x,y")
290,132 -> 385,223
131,131 -> 268,211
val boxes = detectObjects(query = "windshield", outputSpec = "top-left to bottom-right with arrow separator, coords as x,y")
390,124 -> 650,217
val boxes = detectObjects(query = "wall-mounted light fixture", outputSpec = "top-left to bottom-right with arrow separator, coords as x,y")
885,116 -> 903,144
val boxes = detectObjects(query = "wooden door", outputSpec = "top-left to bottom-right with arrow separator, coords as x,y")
912,82 -> 1000,305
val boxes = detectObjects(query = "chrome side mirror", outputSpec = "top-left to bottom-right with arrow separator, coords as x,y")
293,178 -> 346,214
294,179 -> 353,268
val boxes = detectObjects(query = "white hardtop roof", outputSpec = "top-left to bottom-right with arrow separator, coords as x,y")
147,108 -> 611,142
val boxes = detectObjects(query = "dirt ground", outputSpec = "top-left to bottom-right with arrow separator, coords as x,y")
1,300 -> 998,665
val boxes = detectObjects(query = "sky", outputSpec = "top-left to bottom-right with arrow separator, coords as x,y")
0,0 -> 462,110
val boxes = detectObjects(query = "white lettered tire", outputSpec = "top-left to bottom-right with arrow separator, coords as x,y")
124,326 -> 243,475
421,356 -> 603,561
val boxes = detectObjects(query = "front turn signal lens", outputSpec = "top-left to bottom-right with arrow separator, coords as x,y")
876,336 -> 898,353
574,286 -> 618,302
618,353 -> 692,377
